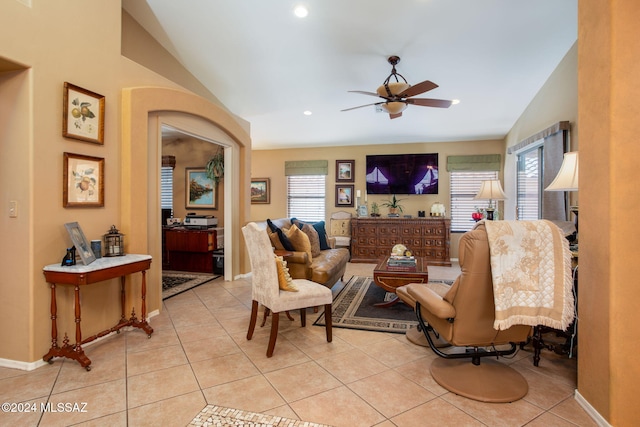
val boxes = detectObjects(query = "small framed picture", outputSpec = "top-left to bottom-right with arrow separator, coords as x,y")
64,222 -> 95,265
63,152 -> 105,207
335,184 -> 355,207
336,160 -> 355,182
62,82 -> 105,144
251,178 -> 271,204
186,168 -> 217,209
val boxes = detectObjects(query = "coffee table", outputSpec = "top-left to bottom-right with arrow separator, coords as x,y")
372,256 -> 429,307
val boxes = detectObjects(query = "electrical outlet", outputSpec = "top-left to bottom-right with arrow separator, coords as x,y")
9,200 -> 18,218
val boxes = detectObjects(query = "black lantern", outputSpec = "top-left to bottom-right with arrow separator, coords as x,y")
104,225 -> 125,256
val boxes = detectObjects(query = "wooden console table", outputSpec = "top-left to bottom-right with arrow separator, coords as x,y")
42,254 -> 153,370
351,217 -> 451,266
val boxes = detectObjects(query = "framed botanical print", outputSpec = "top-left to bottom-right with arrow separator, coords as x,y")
336,160 -> 355,182
251,178 -> 271,204
62,82 -> 105,144
335,184 -> 354,207
63,152 -> 104,207
185,168 -> 217,209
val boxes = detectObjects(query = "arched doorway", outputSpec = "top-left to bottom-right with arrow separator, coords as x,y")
121,87 -> 251,312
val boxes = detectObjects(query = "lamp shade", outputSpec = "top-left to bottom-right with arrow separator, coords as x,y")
546,152 -> 579,191
474,180 -> 507,201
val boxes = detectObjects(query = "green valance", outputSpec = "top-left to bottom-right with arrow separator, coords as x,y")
284,160 -> 328,176
446,154 -> 501,172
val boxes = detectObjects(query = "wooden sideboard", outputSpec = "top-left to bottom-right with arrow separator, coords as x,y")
164,227 -> 217,273
350,217 -> 451,266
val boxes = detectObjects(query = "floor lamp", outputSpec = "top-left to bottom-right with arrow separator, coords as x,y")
474,180 -> 507,220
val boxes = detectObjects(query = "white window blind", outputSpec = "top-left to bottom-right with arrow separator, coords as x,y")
517,147 -> 542,220
450,171 -> 499,232
287,175 -> 325,222
161,166 -> 174,213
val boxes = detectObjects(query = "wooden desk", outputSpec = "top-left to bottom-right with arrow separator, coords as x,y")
42,254 -> 153,370
373,256 -> 429,307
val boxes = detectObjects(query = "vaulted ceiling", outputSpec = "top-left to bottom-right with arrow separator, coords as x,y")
123,0 -> 577,150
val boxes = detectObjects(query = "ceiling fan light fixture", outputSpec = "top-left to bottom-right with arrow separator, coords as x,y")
380,101 -> 407,115
376,82 -> 410,97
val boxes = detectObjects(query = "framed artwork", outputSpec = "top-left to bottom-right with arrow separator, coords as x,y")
251,178 -> 271,204
64,222 -> 95,265
63,152 -> 105,207
185,168 -> 217,209
335,184 -> 355,207
62,82 -> 105,144
336,160 -> 355,182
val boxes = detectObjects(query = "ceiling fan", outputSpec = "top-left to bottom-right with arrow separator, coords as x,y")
342,55 -> 453,119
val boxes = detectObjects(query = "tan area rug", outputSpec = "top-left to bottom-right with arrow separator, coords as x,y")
188,405 -> 333,427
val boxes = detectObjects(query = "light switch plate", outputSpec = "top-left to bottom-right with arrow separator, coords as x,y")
9,200 -> 18,218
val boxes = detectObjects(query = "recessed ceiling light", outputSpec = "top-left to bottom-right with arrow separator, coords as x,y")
303,110 -> 312,116
294,5 -> 308,18
452,99 -> 461,105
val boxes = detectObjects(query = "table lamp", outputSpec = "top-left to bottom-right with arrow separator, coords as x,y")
474,180 -> 507,220
545,151 -> 579,231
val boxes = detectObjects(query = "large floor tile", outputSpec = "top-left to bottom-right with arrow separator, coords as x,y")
127,364 -> 199,408
191,353 -> 260,389
202,375 -> 286,413
127,390 -> 206,427
264,361 -> 342,402
390,398 -> 484,426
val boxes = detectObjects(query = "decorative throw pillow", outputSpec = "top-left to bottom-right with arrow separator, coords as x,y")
292,218 -> 331,250
266,219 -> 295,251
275,255 -> 298,292
294,222 -> 321,257
267,229 -> 285,250
285,225 -> 313,262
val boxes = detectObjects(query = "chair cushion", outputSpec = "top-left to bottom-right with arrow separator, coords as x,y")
285,226 -> 312,262
275,256 -> 298,292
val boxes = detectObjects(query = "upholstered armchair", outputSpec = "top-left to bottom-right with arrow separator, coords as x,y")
397,223 -> 533,402
242,222 -> 333,357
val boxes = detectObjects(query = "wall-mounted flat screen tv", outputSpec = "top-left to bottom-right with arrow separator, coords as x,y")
366,153 -> 438,195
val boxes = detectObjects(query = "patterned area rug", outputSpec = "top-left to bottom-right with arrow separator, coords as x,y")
314,275 -> 453,333
188,405 -> 333,427
162,272 -> 220,300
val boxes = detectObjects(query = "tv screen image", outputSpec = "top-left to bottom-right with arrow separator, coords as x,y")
366,153 -> 438,195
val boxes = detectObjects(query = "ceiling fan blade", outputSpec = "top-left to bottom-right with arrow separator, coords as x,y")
389,112 -> 403,119
406,98 -> 453,108
348,90 -> 382,98
398,80 -> 438,98
341,102 -> 382,112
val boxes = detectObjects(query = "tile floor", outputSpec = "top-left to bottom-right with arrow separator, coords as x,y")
0,262 -> 595,427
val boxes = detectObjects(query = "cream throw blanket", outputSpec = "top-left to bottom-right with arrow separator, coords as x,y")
478,220 -> 575,331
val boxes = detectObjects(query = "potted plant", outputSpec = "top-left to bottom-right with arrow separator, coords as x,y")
205,148 -> 224,184
382,195 -> 405,216
370,202 -> 381,217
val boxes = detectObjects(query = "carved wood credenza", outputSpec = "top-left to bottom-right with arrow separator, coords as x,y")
350,217 -> 451,266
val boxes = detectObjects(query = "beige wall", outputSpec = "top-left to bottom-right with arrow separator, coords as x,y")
250,139 -> 505,259
162,137 -> 226,224
503,42 -> 579,219
0,1 -> 249,365
578,1 -> 640,424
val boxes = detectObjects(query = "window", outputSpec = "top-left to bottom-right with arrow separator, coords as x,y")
160,166 -> 174,215
287,175 -> 325,221
450,171 -> 499,232
517,145 -> 543,220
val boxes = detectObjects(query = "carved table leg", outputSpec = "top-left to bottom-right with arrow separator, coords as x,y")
131,270 -> 154,337
43,283 -> 58,363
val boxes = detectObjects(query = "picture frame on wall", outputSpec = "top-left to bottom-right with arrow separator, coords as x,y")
186,168 -> 217,209
64,222 -> 95,265
335,160 -> 355,182
62,82 -> 105,144
251,178 -> 270,204
63,152 -> 105,207
335,184 -> 355,207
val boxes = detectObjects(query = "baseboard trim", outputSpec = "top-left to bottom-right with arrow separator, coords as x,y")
575,389 -> 611,427
0,310 -> 161,372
